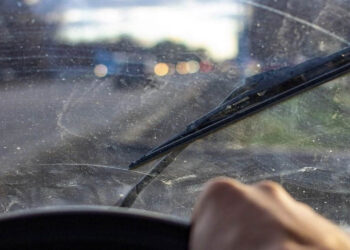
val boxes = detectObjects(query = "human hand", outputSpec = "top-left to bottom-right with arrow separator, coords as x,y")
190,177 -> 350,250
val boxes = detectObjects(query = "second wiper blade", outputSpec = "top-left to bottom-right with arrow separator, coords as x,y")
129,47 -> 350,170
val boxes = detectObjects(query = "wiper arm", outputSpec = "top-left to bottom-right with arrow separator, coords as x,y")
129,46 -> 350,170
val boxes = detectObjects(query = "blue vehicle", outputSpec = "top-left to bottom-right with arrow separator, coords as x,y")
94,50 -> 154,88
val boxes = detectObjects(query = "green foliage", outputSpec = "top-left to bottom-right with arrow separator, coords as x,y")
220,77 -> 350,151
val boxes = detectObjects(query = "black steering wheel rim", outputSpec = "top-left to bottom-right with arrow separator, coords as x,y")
0,206 -> 190,250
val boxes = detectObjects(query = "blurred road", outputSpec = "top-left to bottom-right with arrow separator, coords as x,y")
0,74 -> 232,171
0,73 -> 238,212
0,80 -> 73,170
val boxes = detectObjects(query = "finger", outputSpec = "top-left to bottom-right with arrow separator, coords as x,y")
254,180 -> 286,195
191,177 -> 248,221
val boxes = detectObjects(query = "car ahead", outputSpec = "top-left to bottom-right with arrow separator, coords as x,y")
113,62 -> 151,88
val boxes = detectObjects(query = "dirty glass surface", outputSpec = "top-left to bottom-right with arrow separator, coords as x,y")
1,0 -> 350,225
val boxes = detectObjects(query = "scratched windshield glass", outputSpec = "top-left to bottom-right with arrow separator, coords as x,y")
1,0 -> 350,225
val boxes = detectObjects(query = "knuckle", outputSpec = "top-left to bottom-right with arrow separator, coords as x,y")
256,180 -> 284,196
203,177 -> 245,199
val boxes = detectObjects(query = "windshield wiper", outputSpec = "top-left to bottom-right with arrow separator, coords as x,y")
129,46 -> 350,170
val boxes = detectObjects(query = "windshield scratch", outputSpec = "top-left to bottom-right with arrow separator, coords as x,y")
245,166 -> 319,183
161,174 -> 197,186
240,0 -> 350,46
57,85 -> 86,139
38,163 -> 154,177
56,80 -> 106,139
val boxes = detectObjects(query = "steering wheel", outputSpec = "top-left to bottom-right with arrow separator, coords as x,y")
0,206 -> 190,250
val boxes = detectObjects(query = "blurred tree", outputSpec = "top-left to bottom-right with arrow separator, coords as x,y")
151,40 -> 205,63
111,35 -> 142,53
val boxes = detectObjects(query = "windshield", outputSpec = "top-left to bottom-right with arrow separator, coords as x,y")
1,0 -> 350,225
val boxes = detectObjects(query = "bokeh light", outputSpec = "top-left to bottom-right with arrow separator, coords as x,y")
154,63 -> 169,76
200,61 -> 213,73
176,62 -> 188,75
186,60 -> 200,74
94,64 -> 108,78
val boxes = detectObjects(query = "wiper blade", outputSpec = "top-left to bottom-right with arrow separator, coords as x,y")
129,47 -> 350,170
